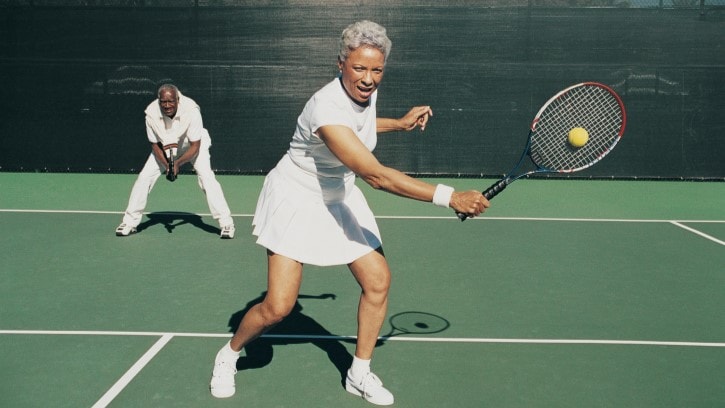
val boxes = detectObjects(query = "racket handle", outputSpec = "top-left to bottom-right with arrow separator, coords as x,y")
166,156 -> 176,182
163,145 -> 178,182
456,179 -> 508,222
482,179 -> 508,200
162,142 -> 179,181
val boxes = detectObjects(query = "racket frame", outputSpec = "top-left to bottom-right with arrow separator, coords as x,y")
458,82 -> 626,220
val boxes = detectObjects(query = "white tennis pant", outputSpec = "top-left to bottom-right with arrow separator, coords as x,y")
121,146 -> 233,228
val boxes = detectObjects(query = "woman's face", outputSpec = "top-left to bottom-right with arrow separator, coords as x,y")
338,45 -> 385,105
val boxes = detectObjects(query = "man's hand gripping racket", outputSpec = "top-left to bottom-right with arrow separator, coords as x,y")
458,82 -> 626,221
159,142 -> 178,182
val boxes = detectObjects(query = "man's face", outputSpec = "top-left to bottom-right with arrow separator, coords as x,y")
158,89 -> 179,118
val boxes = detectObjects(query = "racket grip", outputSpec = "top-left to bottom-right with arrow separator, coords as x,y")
166,155 -> 176,182
482,179 -> 508,200
162,144 -> 178,182
456,179 -> 508,222
166,158 -> 176,182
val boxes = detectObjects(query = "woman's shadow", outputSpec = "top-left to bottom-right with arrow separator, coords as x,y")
228,292 -> 354,384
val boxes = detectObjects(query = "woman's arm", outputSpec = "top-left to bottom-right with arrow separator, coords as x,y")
317,125 -> 488,216
377,105 -> 433,133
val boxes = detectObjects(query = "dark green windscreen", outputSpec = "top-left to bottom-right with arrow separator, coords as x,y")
1,1 -> 723,179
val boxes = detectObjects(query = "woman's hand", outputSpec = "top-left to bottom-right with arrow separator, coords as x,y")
400,105 -> 433,131
376,106 -> 433,133
450,190 -> 490,218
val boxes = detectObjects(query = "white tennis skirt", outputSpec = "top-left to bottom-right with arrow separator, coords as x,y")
252,154 -> 382,266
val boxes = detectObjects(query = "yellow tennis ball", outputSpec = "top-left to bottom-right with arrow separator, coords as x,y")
568,127 -> 589,148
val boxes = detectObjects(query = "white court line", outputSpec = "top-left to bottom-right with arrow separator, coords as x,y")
670,221 -> 725,246
0,209 -> 123,215
0,209 -> 236,216
0,329 -> 228,337
91,333 -> 174,408
378,215 -> 725,223
3,330 -> 723,406
1,330 -> 724,348
266,334 -> 725,348
1,208 -> 723,224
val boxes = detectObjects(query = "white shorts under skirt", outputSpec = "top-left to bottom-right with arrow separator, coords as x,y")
252,155 -> 382,266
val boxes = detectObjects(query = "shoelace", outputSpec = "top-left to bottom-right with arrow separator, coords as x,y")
214,360 -> 237,377
359,372 -> 383,396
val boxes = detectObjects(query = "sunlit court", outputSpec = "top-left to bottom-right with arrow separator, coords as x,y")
1,1 -> 724,407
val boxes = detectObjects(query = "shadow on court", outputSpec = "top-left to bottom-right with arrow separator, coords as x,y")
227,292 -> 453,387
228,292 -> 355,384
136,211 -> 220,235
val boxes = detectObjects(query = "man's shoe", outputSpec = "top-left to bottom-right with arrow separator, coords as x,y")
345,370 -> 394,406
210,349 -> 237,398
115,223 -> 136,237
220,225 -> 235,239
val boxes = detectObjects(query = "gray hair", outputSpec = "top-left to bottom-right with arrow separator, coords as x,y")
338,20 -> 392,64
157,83 -> 179,99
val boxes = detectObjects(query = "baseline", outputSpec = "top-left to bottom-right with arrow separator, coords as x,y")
1,330 -> 723,348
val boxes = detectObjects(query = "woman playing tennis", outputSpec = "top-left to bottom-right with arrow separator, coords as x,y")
210,20 -> 489,405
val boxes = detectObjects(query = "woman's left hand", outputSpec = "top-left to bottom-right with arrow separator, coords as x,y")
400,105 -> 433,131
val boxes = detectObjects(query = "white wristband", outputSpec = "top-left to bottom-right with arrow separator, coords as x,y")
432,184 -> 454,208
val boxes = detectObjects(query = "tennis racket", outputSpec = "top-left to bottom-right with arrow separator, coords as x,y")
159,143 -> 178,182
457,82 -> 626,221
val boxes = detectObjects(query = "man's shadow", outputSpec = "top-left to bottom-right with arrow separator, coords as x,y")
228,292 -> 354,384
137,211 -> 219,235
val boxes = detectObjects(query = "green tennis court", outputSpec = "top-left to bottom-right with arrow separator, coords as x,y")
1,173 -> 723,407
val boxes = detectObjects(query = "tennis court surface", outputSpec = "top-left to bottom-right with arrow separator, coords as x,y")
1,173 -> 723,407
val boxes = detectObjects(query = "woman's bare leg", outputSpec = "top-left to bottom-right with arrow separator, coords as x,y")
344,248 -> 395,405
348,248 -> 391,359
229,250 -> 304,351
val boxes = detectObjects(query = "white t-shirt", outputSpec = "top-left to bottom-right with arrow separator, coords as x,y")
144,94 -> 209,150
288,77 -> 378,179
251,77 -> 382,266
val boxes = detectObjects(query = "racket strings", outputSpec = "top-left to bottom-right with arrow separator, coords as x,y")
530,85 -> 624,172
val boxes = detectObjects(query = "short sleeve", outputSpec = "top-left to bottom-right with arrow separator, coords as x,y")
145,117 -> 157,144
184,108 -> 204,143
309,98 -> 354,137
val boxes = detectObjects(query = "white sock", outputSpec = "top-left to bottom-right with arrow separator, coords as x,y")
350,356 -> 371,380
219,341 -> 240,361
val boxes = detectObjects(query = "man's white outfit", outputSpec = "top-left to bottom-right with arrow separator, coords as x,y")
119,92 -> 234,234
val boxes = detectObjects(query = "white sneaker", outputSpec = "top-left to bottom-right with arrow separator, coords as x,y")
345,370 -> 394,406
220,225 -> 235,239
115,223 -> 136,237
210,348 -> 237,398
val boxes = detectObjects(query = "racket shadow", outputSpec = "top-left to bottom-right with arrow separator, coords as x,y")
136,211 -> 220,235
375,311 -> 451,347
227,292 -> 353,382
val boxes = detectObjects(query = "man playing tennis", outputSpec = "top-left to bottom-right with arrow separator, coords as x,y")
115,84 -> 236,239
